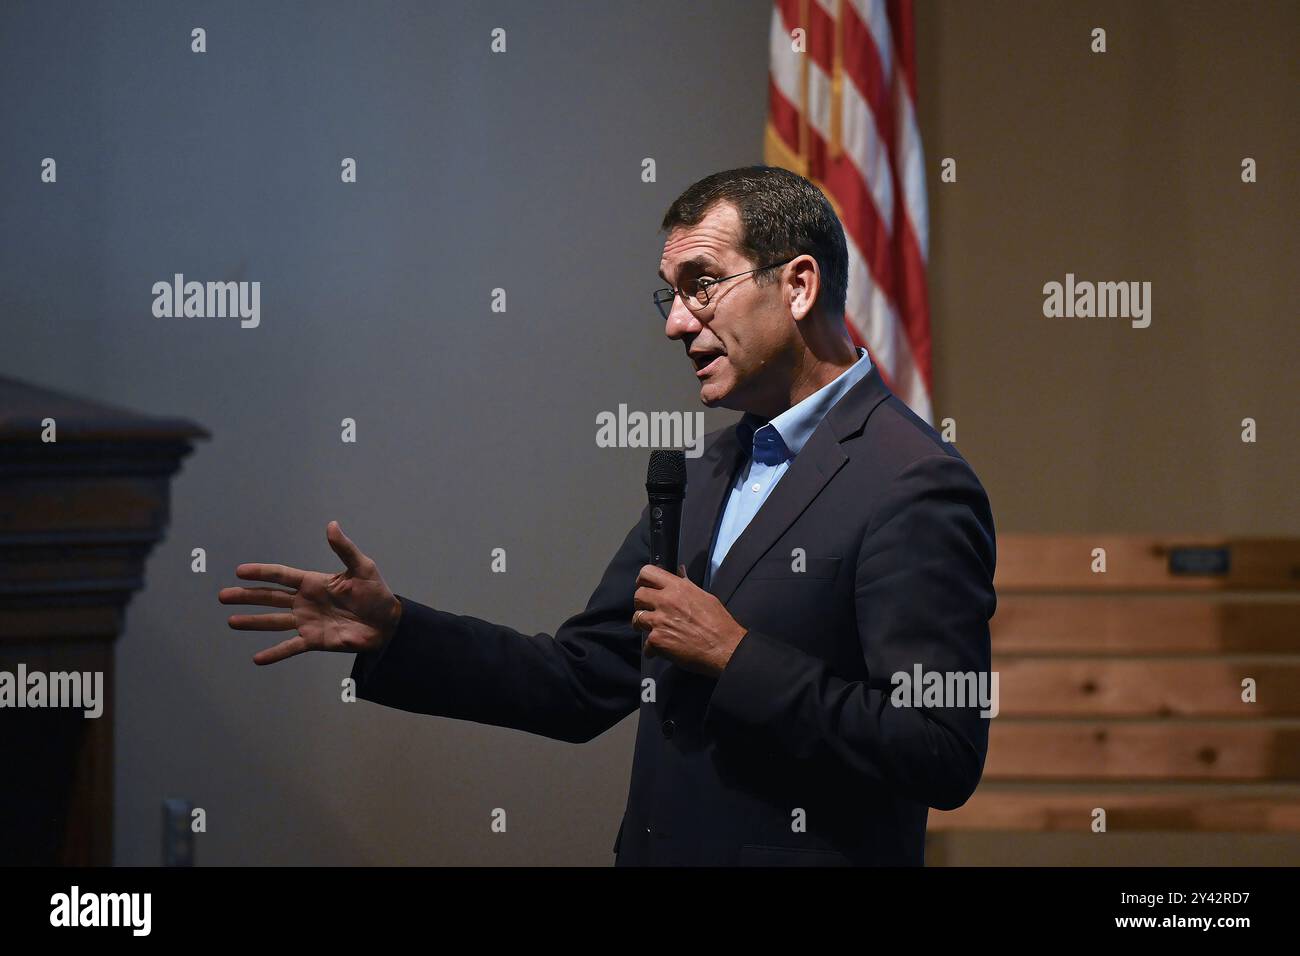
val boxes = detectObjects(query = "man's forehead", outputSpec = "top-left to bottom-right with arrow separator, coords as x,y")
659,203 -> 741,280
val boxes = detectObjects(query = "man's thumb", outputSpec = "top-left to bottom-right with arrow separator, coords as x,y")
327,520 -> 366,572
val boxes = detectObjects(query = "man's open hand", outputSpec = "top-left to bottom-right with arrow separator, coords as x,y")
219,521 -> 402,665
632,565 -> 748,678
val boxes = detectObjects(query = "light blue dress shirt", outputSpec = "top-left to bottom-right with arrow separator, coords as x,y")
706,347 -> 874,587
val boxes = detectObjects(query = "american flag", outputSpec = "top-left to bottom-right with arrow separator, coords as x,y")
765,0 -> 933,424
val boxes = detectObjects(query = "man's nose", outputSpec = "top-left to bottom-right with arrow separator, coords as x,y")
664,298 -> 702,340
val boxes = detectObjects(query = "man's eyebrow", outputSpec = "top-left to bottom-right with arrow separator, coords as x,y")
658,255 -> 719,283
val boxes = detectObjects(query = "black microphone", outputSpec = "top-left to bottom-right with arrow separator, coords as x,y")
646,450 -> 687,572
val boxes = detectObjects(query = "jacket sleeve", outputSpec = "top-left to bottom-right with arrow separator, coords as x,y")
702,453 -> 997,810
349,505 -> 650,743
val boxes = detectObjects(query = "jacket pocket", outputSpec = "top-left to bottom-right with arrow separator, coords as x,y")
739,843 -> 853,867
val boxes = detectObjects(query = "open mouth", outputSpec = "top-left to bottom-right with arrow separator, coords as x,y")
692,352 -> 725,377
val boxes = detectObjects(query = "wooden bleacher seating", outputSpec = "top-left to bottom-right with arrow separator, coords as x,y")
926,535 -> 1300,862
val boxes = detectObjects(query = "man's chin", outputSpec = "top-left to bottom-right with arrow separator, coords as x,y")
698,381 -> 738,410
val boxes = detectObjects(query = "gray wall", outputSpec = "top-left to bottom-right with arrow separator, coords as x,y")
1,0 -> 768,865
3,1 -> 1295,865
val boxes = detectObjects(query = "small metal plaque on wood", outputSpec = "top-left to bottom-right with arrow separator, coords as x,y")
1168,546 -> 1231,576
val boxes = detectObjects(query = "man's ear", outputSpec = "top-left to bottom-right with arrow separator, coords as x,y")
788,255 -> 820,322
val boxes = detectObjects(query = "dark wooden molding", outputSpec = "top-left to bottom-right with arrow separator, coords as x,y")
0,374 -> 208,864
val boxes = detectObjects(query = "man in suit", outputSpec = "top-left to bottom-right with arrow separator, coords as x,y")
220,165 -> 997,866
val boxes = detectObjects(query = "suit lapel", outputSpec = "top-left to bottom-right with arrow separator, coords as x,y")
694,364 -> 895,606
679,425 -> 746,588
706,423 -> 848,605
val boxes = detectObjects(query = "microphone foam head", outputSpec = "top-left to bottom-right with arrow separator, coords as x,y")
646,449 -> 687,492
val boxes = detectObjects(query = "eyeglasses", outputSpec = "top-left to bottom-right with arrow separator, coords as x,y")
653,257 -> 796,321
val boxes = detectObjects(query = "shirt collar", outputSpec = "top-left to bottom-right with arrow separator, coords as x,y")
736,347 -> 873,464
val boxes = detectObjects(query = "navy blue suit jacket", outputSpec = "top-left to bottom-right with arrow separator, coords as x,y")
350,365 -> 997,865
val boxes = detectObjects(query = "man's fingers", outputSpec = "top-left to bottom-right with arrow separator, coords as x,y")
218,586 -> 293,608
633,587 -> 659,612
227,612 -> 296,631
636,564 -> 674,588
326,520 -> 368,574
236,563 -> 306,589
252,636 -> 309,666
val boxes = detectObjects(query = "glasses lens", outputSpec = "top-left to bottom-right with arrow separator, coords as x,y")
691,279 -> 712,308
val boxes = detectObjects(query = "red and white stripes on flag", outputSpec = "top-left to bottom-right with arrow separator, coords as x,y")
765,0 -> 933,424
